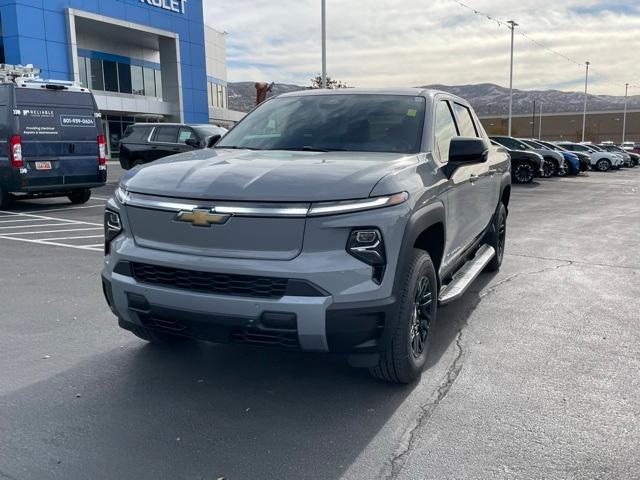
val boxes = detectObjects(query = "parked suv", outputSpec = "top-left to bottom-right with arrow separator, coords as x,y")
557,142 -> 623,171
490,135 -> 566,178
0,79 -> 106,208
490,140 -> 543,184
535,140 -> 590,172
119,123 -> 227,169
102,89 -> 511,384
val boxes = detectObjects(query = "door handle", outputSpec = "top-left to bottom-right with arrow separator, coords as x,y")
469,174 -> 479,183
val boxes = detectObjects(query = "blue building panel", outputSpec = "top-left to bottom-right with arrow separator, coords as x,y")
0,0 -> 210,123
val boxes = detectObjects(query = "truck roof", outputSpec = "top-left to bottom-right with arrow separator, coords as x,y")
277,87 -> 468,104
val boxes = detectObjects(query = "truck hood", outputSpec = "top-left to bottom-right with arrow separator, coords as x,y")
122,148 -> 419,201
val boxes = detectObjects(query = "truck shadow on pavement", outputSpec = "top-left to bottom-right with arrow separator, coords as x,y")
0,274 -> 496,480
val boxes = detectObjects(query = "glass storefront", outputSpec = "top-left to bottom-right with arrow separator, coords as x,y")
78,54 -> 163,99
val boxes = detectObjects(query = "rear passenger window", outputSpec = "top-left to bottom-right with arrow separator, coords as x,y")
154,126 -> 179,143
453,103 -> 478,137
178,127 -> 197,144
434,101 -> 459,163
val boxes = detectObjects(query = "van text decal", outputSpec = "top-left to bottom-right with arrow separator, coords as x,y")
60,115 -> 97,127
19,109 -> 55,117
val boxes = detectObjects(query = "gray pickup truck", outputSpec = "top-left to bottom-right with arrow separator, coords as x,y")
102,89 -> 511,383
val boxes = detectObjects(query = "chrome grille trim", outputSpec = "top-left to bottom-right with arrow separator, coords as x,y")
124,191 -> 310,217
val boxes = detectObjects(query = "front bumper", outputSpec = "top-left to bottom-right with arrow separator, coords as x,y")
102,263 -> 397,354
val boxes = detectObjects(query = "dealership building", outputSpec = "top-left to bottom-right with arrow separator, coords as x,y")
0,0 -> 242,156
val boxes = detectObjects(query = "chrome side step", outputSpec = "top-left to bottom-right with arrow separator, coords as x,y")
438,244 -> 495,305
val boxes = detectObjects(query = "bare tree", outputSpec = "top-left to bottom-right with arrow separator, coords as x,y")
309,75 -> 350,89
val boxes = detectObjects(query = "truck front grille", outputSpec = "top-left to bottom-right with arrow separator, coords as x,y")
131,262 -> 288,299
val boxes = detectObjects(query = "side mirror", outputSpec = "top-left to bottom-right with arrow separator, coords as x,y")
185,138 -> 200,148
206,134 -> 222,148
449,137 -> 489,164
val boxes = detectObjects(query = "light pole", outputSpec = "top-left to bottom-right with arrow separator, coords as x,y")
538,102 -> 543,140
622,83 -> 629,144
507,20 -> 517,137
321,0 -> 327,89
581,61 -> 590,142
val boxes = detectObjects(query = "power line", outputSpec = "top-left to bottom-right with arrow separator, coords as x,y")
451,0 -> 636,91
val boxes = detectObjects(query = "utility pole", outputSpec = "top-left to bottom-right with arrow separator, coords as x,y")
622,83 -> 629,144
321,0 -> 327,89
538,102 -> 543,140
531,100 -> 536,137
581,61 -> 590,142
507,20 -> 517,137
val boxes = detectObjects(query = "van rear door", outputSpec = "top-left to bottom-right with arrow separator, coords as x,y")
15,87 -> 105,189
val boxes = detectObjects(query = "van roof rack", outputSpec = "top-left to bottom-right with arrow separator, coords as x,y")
0,63 -> 88,92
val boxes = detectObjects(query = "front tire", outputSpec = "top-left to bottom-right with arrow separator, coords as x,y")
542,159 -> 555,178
512,161 -> 535,184
369,250 -> 438,384
484,202 -> 507,272
556,161 -> 568,177
596,159 -> 611,172
68,188 -> 91,204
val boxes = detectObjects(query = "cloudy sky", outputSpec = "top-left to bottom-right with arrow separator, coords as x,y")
204,0 -> 640,96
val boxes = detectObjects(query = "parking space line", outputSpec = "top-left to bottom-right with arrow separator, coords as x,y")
38,234 -> 104,241
0,223 -> 74,230
0,227 -> 103,236
0,209 -> 102,227
23,204 -> 106,214
0,235 -> 104,251
0,218 -> 50,224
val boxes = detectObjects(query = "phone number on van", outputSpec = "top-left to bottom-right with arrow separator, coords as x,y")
60,115 -> 97,127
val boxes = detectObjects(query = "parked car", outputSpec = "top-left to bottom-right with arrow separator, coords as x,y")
490,135 -> 566,178
535,140 -> 590,172
119,123 -> 228,170
620,141 -> 640,154
556,142 -> 623,171
520,138 -> 581,175
490,140 -> 543,184
102,88 -> 512,384
598,143 -> 640,167
584,143 -> 629,167
0,79 -> 106,208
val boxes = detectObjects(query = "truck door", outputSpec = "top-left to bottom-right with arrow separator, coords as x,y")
451,102 -> 497,235
433,99 -> 474,262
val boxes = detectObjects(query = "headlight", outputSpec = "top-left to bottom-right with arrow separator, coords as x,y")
309,192 -> 408,216
347,228 -> 386,284
104,209 -> 122,254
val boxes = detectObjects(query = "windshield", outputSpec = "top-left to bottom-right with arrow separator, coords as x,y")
538,141 -> 565,152
217,94 -> 426,154
522,140 -> 547,150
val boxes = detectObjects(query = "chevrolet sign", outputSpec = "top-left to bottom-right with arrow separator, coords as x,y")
140,0 -> 187,15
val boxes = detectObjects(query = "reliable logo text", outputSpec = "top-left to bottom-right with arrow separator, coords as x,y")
140,0 -> 187,15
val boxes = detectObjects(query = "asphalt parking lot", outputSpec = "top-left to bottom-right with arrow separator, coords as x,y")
0,164 -> 638,480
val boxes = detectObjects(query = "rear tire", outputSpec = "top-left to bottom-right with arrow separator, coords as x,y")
596,159 -> 611,172
0,186 -> 10,209
484,202 -> 507,272
512,161 -> 535,184
369,250 -> 438,384
68,188 -> 91,204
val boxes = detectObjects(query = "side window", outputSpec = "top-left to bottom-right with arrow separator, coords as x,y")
154,126 -> 179,143
453,103 -> 478,137
178,127 -> 197,144
434,101 -> 459,163
496,137 -> 522,150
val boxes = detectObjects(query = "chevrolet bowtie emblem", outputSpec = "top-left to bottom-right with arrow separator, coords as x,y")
175,209 -> 230,227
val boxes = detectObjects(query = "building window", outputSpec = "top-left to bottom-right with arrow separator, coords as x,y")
118,63 -> 132,94
89,58 -> 104,91
131,65 -> 144,96
78,56 -> 88,88
103,60 -> 119,92
143,68 -> 156,97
